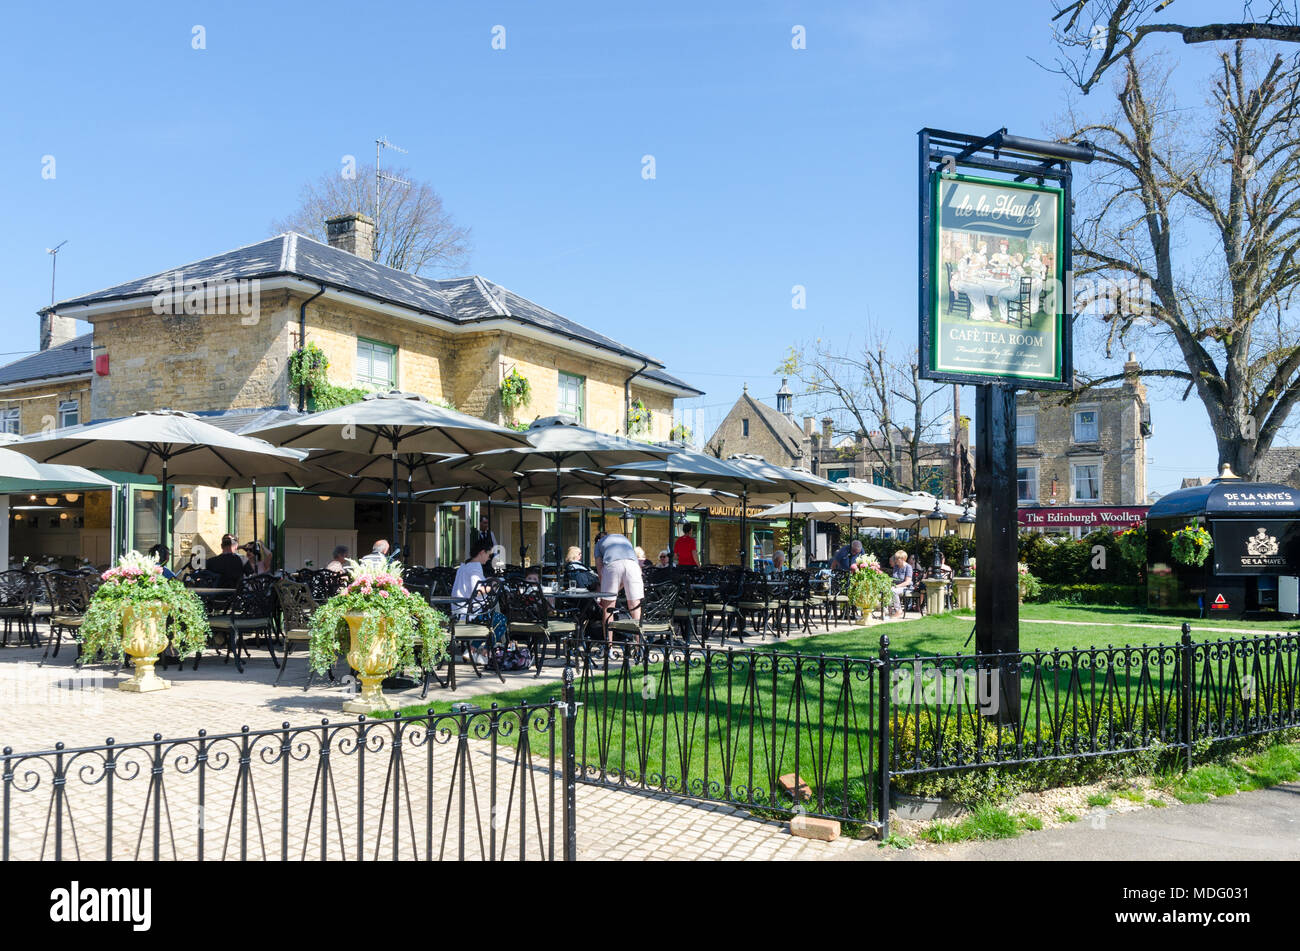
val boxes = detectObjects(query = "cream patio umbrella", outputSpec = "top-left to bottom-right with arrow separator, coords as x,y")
448,417 -> 671,573
10,410 -> 307,559
246,391 -> 533,548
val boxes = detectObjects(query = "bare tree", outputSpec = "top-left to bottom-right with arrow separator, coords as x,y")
270,163 -> 471,275
1048,0 -> 1300,93
778,339 -> 950,491
1063,44 -> 1300,478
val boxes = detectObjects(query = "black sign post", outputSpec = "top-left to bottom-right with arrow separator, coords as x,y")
919,128 -> 1094,705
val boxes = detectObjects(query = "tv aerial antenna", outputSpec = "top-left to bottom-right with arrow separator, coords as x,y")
46,240 -> 68,306
374,137 -> 412,259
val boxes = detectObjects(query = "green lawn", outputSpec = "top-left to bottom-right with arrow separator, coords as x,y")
378,602 -> 1296,823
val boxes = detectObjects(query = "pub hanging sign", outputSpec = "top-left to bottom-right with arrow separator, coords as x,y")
926,173 -> 1066,385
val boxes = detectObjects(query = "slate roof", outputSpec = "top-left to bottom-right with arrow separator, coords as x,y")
44,233 -> 699,391
0,333 -> 93,387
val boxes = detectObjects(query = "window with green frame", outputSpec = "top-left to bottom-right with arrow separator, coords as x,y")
356,338 -> 397,389
558,371 -> 585,423
871,468 -> 896,488
920,465 -> 944,497
826,468 -> 850,482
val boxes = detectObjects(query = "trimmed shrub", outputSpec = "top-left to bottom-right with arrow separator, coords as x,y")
1028,583 -> 1145,606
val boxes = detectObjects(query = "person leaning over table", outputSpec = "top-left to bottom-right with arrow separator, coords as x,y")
594,530 -> 642,628
831,538 -> 862,571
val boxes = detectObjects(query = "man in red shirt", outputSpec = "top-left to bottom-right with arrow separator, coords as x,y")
673,523 -> 699,567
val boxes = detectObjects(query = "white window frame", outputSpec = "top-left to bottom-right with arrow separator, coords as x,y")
1071,460 -> 1103,503
0,408 -> 18,435
1073,406 -> 1100,444
356,338 -> 397,390
58,399 -> 78,429
558,372 -> 585,423
1016,413 -> 1037,447
1017,464 -> 1038,504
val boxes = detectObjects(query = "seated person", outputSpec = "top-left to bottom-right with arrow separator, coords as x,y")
206,534 -> 251,589
657,550 -> 672,568
451,542 -> 493,620
889,550 -> 913,617
361,539 -> 390,566
241,540 -> 273,575
563,546 -> 598,590
325,545 -> 349,574
148,544 -> 177,580
771,549 -> 786,574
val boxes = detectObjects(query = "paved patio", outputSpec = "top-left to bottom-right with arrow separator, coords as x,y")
0,609 -> 906,861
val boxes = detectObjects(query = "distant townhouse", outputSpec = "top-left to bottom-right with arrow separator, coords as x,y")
1015,352 -> 1151,535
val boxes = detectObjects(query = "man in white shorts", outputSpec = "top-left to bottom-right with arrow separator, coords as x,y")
594,531 -> 643,628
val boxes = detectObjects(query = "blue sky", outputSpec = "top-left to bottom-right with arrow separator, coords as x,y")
0,0 -> 1241,493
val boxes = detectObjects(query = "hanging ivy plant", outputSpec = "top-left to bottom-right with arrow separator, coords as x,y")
628,398 -> 653,435
289,342 -> 369,411
499,367 -> 532,417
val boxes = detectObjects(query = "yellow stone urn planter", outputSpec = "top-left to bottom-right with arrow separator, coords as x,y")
119,600 -> 171,693
341,612 -> 400,714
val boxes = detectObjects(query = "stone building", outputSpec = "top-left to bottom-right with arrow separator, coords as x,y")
704,380 -> 809,468
1015,352 -> 1151,510
810,419 -> 971,497
0,214 -> 705,569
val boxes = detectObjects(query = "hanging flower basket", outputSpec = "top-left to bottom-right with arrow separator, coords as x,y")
308,559 -> 448,713
499,367 -> 532,418
1171,524 -> 1213,567
80,551 -> 211,693
1115,524 -> 1147,566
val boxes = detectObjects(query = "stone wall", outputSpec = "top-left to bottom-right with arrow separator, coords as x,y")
0,381 -> 90,435
89,295 -> 295,419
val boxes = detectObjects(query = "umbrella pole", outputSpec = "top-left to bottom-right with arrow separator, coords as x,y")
252,477 -> 258,565
555,465 -> 562,578
668,480 -> 676,560
740,487 -> 747,569
789,493 -> 795,565
517,479 -> 526,566
390,449 -> 399,554
405,466 -> 414,559
162,457 -> 170,561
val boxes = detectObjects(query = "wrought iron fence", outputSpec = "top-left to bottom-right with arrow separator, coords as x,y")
565,640 -> 888,832
2,689 -> 579,862
565,623 -> 1300,840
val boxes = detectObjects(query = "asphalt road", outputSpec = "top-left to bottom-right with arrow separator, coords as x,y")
862,783 -> 1300,860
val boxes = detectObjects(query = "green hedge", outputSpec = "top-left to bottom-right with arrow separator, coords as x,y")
1027,583 -> 1145,606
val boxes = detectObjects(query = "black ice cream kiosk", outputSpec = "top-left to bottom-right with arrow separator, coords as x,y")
1146,477 -> 1300,619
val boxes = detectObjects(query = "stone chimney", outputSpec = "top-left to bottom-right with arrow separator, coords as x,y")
821,417 -> 833,441
325,212 -> 376,259
803,416 -> 814,437
40,311 -> 77,351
